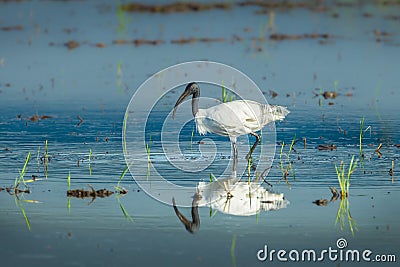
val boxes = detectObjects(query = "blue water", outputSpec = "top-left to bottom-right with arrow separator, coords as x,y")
1,1 -> 400,266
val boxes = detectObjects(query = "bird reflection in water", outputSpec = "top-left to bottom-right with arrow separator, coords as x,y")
172,194 -> 201,234
172,175 -> 289,234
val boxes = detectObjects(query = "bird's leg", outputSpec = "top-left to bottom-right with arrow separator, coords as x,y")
232,141 -> 238,174
246,132 -> 260,161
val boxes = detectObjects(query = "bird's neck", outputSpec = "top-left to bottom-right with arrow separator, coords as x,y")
192,91 -> 199,116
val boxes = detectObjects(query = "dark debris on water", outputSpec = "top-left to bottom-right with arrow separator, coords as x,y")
67,184 -> 128,200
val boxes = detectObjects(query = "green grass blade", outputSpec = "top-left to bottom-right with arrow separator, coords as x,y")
20,205 -> 31,231
123,111 -> 128,152
116,164 -> 129,190
44,140 -> 48,178
117,197 -> 133,222
231,235 -> 237,267
88,149 -> 92,175
67,171 -> 71,190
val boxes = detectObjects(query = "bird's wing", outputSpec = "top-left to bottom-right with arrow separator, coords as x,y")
196,101 -> 257,136
195,100 -> 289,136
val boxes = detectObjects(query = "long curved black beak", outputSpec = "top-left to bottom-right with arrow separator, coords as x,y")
172,89 -> 191,119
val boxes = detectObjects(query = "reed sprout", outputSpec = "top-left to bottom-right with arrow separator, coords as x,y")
44,140 -> 49,178
231,234 -> 237,267
221,83 -> 227,103
279,134 -> 296,187
67,172 -> 71,211
88,149 -> 93,175
123,111 -> 128,153
359,117 -> 371,160
335,155 -> 358,198
15,152 -> 31,189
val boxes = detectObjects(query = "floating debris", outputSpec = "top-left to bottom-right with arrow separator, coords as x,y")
40,115 -> 53,120
1,25 -> 23,31
322,91 -> 337,99
270,33 -> 330,41
329,186 -> 339,202
120,2 -> 230,13
133,39 -> 164,46
317,144 -> 337,151
313,199 -> 328,206
375,143 -> 383,158
65,40 -> 79,50
67,184 -> 114,199
384,15 -> 400,21
1,186 -> 31,195
26,114 -> 53,123
171,37 -> 225,44
28,114 -> 39,122
115,187 -> 128,195
77,115 -> 84,127
373,29 -> 392,43
113,39 -> 131,45
95,43 -> 106,48
269,90 -> 278,98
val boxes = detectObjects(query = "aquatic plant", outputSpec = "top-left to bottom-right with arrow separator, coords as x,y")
221,82 -> 234,103
113,165 -> 133,221
359,116 -> 371,160
374,81 -> 382,121
145,133 -> 152,164
335,197 -> 358,235
67,172 -> 71,211
390,160 -> 394,183
279,134 -> 296,187
335,155 -> 358,198
145,143 -> 151,163
36,146 -> 41,171
13,152 -> 39,231
116,165 -> 129,192
88,149 -> 93,175
221,82 -> 227,103
231,234 -> 237,267
44,140 -> 49,178
123,110 -> 129,153
15,152 -> 31,189
116,60 -> 123,93
190,127 -> 195,151
116,194 -> 134,222
15,197 -> 31,231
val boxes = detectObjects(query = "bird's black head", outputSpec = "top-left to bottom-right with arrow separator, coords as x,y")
184,82 -> 200,96
172,82 -> 200,118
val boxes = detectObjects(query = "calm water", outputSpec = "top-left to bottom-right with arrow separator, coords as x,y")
1,1 -> 399,266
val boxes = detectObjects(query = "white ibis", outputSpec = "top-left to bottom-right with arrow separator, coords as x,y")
172,82 -> 289,165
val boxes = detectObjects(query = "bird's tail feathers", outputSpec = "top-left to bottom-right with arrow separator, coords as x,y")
269,105 -> 290,121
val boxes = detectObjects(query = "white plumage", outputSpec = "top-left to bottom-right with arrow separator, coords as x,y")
195,100 -> 288,137
173,82 -> 289,162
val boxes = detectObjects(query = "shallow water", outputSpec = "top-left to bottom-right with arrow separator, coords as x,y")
1,1 -> 400,266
